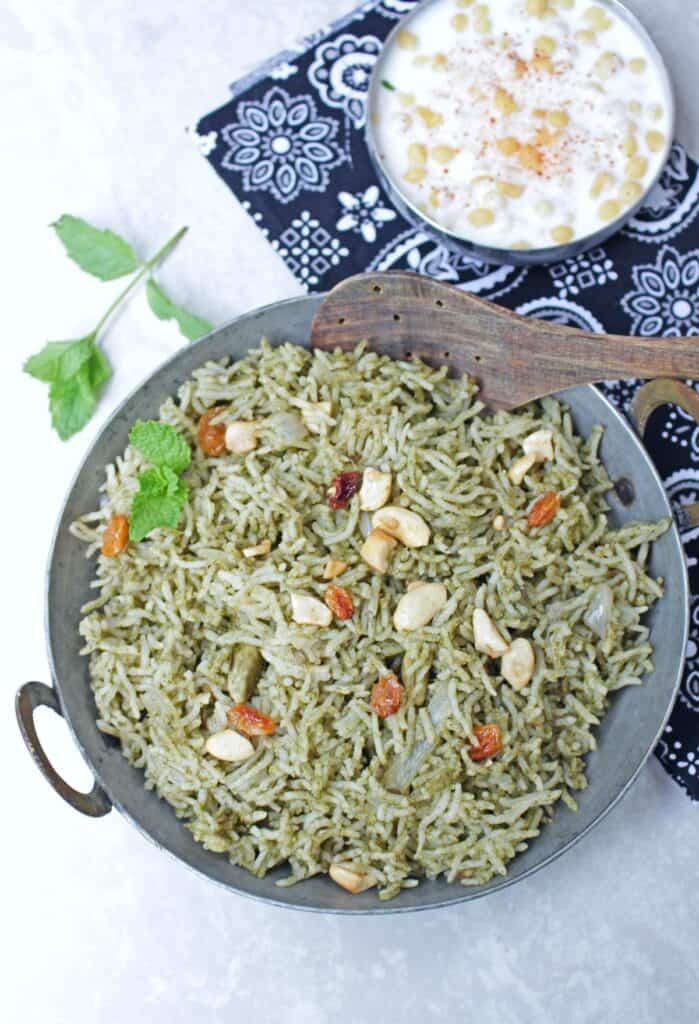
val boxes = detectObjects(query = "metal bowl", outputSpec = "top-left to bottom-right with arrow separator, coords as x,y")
365,0 -> 676,267
17,292 -> 688,913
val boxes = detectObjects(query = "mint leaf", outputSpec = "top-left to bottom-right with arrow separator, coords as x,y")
129,419 -> 191,473
128,421 -> 191,540
87,343 -> 112,389
138,465 -> 183,497
49,369 -> 96,440
24,334 -> 111,440
129,465 -> 188,541
52,215 -> 140,280
146,278 -> 213,341
170,306 -> 214,342
24,334 -> 96,383
48,342 -> 112,440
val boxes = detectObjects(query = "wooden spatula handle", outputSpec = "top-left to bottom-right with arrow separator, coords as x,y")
309,272 -> 699,410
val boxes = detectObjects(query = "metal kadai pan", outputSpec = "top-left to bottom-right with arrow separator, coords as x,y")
16,293 -> 693,913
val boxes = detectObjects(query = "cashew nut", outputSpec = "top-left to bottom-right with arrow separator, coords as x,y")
473,608 -> 509,657
394,582 -> 447,631
522,429 -> 554,463
359,467 -> 392,511
501,638 -> 536,690
242,539 -> 271,558
372,506 -> 430,548
493,515 -> 506,531
508,452 -> 537,485
205,729 -> 255,763
329,862 -> 378,894
225,420 -> 259,455
290,592 -> 333,627
299,400 -> 333,434
323,558 -> 348,580
360,528 -> 397,574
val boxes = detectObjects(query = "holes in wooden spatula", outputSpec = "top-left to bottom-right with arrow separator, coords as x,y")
393,313 -> 401,322
337,317 -> 346,325
373,284 -> 382,293
443,351 -> 451,359
474,355 -> 483,363
614,477 -> 635,506
435,299 -> 444,308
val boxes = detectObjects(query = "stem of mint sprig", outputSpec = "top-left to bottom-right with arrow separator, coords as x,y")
92,225 -> 189,335
24,217 -> 213,441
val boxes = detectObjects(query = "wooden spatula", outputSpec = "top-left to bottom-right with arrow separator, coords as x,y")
309,271 -> 699,410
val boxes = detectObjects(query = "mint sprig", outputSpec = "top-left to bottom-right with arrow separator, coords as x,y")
128,420 -> 192,541
24,218 -> 213,440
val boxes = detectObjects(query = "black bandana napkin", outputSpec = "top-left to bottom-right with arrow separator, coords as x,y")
195,0 -> 699,798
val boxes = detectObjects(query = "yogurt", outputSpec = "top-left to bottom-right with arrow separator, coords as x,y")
372,0 -> 672,251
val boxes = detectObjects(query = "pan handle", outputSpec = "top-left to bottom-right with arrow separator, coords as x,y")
629,379 -> 699,529
15,681 -> 112,817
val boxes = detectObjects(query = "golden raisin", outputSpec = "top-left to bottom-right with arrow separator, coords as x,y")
198,407 -> 227,456
527,491 -> 561,527
228,704 -> 276,736
324,584 -> 355,620
101,514 -> 129,557
370,672 -> 403,718
469,723 -> 503,761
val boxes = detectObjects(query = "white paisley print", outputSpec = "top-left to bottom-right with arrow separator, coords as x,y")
336,185 -> 396,242
516,296 -> 606,333
272,211 -> 349,286
681,596 -> 699,711
372,0 -> 418,17
659,394 -> 699,455
548,247 -> 618,300
269,62 -> 298,81
368,227 -> 528,299
621,245 -> 699,336
624,144 -> 699,244
658,725 -> 699,785
663,470 -> 699,569
599,378 -> 642,414
308,34 -> 381,129
220,87 -> 344,204
191,129 -> 217,156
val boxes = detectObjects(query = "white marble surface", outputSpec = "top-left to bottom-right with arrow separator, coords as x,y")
2,1 -> 698,1021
